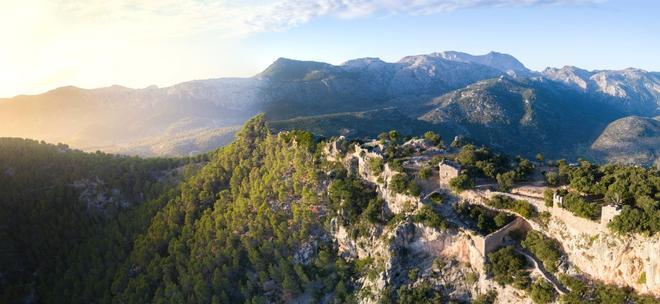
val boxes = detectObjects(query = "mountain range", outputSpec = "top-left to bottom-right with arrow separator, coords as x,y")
1,51 -> 658,165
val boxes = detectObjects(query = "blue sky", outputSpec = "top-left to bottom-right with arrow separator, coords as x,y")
1,0 -> 658,97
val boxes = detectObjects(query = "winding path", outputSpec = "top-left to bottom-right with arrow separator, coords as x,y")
513,247 -> 568,295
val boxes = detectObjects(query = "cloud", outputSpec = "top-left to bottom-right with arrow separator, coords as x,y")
0,0 -> 605,96
40,0 -> 605,39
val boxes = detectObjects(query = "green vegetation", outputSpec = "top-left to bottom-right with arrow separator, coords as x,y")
560,160 -> 659,234
418,165 -> 433,179
487,195 -> 537,219
449,174 -> 474,192
535,153 -> 544,163
367,156 -> 384,175
423,131 -> 441,146
412,205 -> 448,231
559,191 -> 601,220
559,274 -> 659,304
544,171 -> 559,186
329,175 -> 388,237
394,282 -> 444,304
486,246 -> 530,289
0,138 -> 186,302
388,159 -> 404,172
473,290 -> 498,304
521,231 -> 563,273
496,171 -> 517,192
543,189 -> 554,207
455,144 -> 508,179
529,279 -> 556,304
389,174 -> 421,196
455,203 -> 513,235
428,192 -> 444,205
1,115 -> 365,303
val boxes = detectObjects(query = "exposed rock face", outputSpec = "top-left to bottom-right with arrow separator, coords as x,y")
590,116 -> 660,167
459,186 -> 660,297
72,178 -> 129,215
543,217 -> 660,295
434,51 -> 533,77
327,140 -> 538,303
542,66 -> 660,115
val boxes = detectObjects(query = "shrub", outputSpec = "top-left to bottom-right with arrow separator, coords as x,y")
407,180 -> 421,196
364,198 -> 387,224
486,246 -> 529,287
487,195 -> 537,219
395,282 -> 444,304
473,290 -> 497,304
413,206 -> 448,231
543,189 -> 554,207
521,231 -> 562,273
390,174 -> 408,194
423,131 -> 441,146
368,157 -> 384,175
455,203 -> 512,235
418,166 -> 433,179
449,174 -> 474,193
428,192 -> 444,205
535,153 -> 545,163
496,171 -> 516,192
388,159 -> 404,172
608,205 -> 659,235
562,193 -> 600,220
544,171 -> 559,186
529,279 -> 556,304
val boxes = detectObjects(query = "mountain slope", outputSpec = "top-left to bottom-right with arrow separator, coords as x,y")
0,138 -> 187,301
542,66 -> 660,115
268,108 -> 437,139
0,51 -> 658,162
590,116 -> 660,166
419,77 -> 624,158
434,51 -> 533,76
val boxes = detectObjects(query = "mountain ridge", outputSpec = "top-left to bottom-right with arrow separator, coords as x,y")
0,50 -> 658,163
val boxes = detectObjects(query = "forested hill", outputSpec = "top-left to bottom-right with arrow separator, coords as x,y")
0,138 -> 190,302
0,116 -> 356,303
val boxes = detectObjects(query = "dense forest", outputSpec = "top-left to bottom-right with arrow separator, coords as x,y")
0,138 -> 190,302
1,115 -> 358,303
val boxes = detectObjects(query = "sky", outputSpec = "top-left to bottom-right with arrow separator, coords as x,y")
0,0 -> 658,98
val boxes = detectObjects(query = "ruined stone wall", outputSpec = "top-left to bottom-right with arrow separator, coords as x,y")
438,163 -> 460,186
351,145 -> 421,214
483,217 -> 532,254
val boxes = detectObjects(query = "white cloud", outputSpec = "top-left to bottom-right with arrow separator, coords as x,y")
0,0 -> 604,97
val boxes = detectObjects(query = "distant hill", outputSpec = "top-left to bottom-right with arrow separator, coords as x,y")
268,108 -> 437,139
419,77 -> 625,158
590,116 -> 660,167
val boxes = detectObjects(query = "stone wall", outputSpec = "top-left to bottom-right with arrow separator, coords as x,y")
483,217 -> 532,254
350,144 -> 421,214
438,161 -> 460,186
461,189 -> 658,296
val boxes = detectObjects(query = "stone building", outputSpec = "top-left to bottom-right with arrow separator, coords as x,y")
438,160 -> 461,185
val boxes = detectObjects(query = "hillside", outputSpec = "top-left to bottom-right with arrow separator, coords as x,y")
268,108 -> 437,140
0,138 -> 190,301
419,77 -> 623,158
590,116 -> 660,166
1,116 -> 659,303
